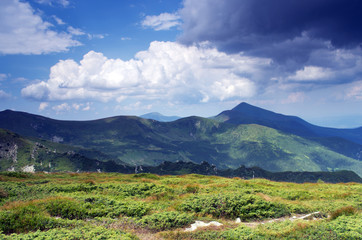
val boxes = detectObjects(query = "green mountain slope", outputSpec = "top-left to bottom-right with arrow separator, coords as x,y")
215,102 -> 362,146
0,110 -> 361,176
0,128 -> 129,173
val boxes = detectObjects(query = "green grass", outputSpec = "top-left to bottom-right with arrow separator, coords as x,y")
0,172 -> 361,239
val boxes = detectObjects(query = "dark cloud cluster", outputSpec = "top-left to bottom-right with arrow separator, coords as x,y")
179,0 -> 362,63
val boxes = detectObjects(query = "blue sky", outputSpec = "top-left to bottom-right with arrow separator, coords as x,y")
0,0 -> 361,128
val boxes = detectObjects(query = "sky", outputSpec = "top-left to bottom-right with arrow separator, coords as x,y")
0,0 -> 362,128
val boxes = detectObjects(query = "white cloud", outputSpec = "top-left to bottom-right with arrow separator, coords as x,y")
67,26 -> 86,36
87,34 -> 106,40
288,66 -> 334,81
22,41 -> 270,103
0,0 -> 80,55
281,92 -> 305,104
0,90 -> 11,99
35,0 -> 70,7
52,103 -> 70,112
346,81 -> 362,100
142,13 -> 181,31
52,15 -> 65,25
38,102 -> 49,111
72,102 -> 91,111
0,74 -> 9,81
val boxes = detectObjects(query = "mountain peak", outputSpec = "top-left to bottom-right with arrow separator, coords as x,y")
232,102 -> 263,112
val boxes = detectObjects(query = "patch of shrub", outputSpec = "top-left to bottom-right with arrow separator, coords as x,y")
180,193 -> 290,220
140,211 -> 194,231
101,182 -> 172,198
84,197 -> 150,218
221,224 -> 256,239
330,206 -> 358,220
184,184 -> 200,194
0,172 -> 33,178
0,188 -> 8,199
45,197 -> 87,220
284,191 -> 313,201
0,225 -> 138,240
0,203 -> 54,234
133,173 -> 160,180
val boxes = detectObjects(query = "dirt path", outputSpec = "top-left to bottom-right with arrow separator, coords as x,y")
242,211 -> 322,228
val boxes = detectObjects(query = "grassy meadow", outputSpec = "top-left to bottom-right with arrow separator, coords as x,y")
0,172 -> 361,239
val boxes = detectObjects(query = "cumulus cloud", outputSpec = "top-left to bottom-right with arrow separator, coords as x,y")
142,13 -> 181,31
179,0 -> 362,63
52,103 -> 70,112
288,66 -> 334,81
38,102 -> 49,111
0,0 -> 80,55
72,102 -> 91,111
22,41 -> 271,103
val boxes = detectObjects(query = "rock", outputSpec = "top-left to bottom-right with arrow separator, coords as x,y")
185,221 -> 223,232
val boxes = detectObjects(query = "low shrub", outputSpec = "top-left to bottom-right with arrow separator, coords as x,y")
45,197 -> 87,220
82,196 -> 150,218
0,172 -> 32,179
330,206 -> 358,220
140,211 -> 194,231
179,193 -> 290,220
0,189 -> 8,199
0,225 -> 138,240
0,203 -> 53,234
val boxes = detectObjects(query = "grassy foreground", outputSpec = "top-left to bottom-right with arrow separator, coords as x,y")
0,172 -> 361,239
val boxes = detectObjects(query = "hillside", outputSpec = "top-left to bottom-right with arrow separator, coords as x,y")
0,128 -> 130,173
0,172 -> 361,239
215,102 -> 362,145
0,109 -> 361,177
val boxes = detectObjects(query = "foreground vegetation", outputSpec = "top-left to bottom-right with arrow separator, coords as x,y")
0,172 -> 361,239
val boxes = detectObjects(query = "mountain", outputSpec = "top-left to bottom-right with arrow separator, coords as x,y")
0,109 -> 361,177
0,128 -> 130,173
215,102 -> 362,145
140,112 -> 180,122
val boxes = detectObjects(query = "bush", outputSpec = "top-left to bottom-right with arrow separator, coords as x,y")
0,172 -> 32,178
140,211 -> 194,231
0,225 -> 138,240
0,203 -> 54,234
180,193 -> 290,220
81,196 -> 150,218
330,206 -> 358,220
0,188 -> 8,199
221,224 -> 256,240
45,198 -> 87,220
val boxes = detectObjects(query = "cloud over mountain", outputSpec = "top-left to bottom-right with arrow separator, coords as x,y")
22,41 -> 269,103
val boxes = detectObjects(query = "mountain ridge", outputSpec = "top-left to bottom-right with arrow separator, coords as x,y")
0,103 -> 361,177
215,102 -> 362,145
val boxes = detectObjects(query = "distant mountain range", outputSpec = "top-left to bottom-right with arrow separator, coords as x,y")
140,112 -> 180,122
0,102 -> 361,178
